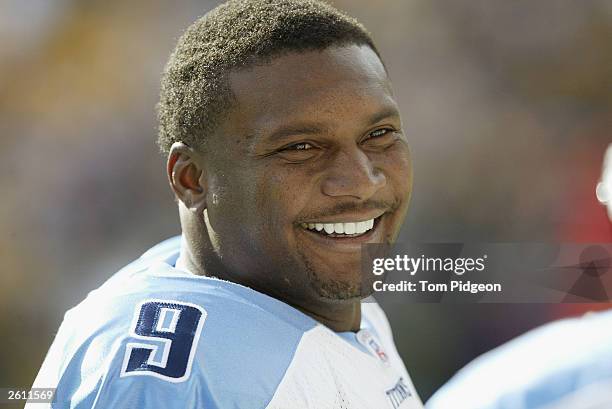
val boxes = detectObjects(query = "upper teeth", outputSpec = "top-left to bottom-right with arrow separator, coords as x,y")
300,219 -> 375,235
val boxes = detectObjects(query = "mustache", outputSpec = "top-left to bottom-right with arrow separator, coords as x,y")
298,199 -> 400,221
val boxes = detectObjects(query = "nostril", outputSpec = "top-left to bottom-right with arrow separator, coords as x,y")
321,160 -> 386,199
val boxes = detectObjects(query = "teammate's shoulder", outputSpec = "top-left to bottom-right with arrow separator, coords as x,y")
427,309 -> 612,409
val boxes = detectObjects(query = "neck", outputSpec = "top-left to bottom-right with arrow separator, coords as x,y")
176,231 -> 362,333
291,300 -> 362,332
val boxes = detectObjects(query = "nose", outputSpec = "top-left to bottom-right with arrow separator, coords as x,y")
320,148 -> 386,200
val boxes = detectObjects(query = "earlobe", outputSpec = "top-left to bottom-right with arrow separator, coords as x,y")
167,142 -> 208,211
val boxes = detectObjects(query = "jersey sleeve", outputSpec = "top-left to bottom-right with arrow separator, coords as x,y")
27,298 -> 225,409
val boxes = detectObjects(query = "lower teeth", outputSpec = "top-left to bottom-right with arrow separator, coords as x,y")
327,232 -> 363,238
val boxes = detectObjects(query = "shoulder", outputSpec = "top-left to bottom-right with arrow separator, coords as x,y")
33,237 -> 317,409
426,310 -> 612,409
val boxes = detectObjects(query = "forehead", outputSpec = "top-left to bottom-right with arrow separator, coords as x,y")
226,44 -> 396,139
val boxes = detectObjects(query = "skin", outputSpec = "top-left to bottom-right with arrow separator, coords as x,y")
168,44 -> 413,332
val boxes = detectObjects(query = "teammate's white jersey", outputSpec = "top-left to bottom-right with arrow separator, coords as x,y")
427,309 -> 612,409
29,236 -> 423,409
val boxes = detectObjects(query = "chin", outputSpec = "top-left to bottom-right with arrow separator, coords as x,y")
296,246 -> 376,302
307,268 -> 378,302
311,280 -> 361,301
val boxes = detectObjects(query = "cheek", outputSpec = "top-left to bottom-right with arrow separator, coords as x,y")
378,142 -> 413,195
254,170 -> 302,227
253,166 -> 317,242
207,168 -> 261,241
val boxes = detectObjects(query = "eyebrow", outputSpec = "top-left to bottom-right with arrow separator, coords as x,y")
265,123 -> 330,143
264,105 -> 401,143
367,106 -> 401,126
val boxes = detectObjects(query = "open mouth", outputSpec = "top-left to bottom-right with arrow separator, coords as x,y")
298,215 -> 383,239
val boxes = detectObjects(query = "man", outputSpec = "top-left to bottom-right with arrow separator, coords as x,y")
427,147 -> 612,409
29,1 -> 422,408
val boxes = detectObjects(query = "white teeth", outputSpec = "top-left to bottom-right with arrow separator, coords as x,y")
301,218 -> 378,236
356,221 -> 367,234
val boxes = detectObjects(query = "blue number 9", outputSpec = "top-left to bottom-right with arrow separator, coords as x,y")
120,300 -> 206,382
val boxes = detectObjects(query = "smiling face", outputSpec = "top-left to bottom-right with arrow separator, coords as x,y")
200,44 -> 412,304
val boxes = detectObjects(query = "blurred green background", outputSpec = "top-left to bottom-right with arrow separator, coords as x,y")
1,0 -> 611,405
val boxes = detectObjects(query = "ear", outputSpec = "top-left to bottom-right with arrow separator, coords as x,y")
167,142 -> 208,211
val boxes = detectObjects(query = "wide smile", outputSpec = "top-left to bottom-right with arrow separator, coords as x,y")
295,213 -> 386,253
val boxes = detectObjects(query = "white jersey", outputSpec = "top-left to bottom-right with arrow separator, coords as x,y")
30,236 -> 423,409
427,309 -> 612,409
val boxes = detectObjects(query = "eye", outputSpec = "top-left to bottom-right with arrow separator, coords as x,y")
369,128 -> 391,138
362,127 -> 399,148
283,142 -> 314,151
276,141 -> 319,163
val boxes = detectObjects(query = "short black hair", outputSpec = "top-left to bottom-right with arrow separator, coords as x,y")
157,0 -> 380,154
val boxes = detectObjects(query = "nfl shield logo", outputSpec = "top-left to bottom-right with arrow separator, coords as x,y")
356,329 -> 390,366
